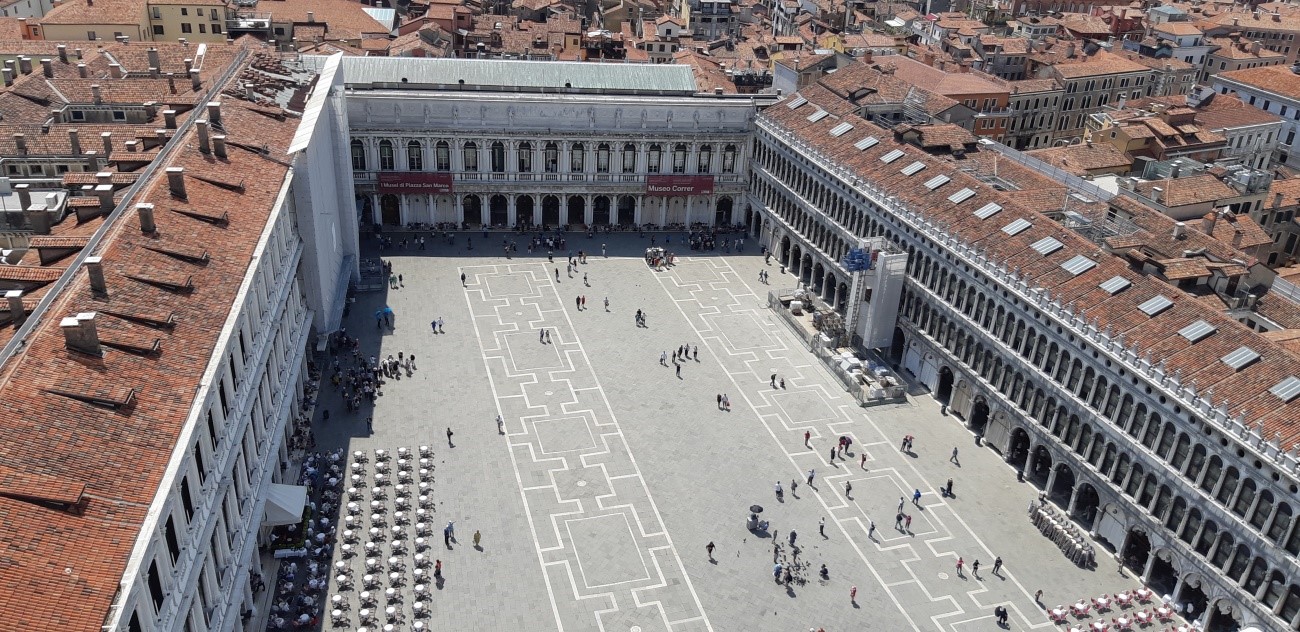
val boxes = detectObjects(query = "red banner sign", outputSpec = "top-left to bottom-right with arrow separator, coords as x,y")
646,175 -> 714,197
377,172 -> 454,194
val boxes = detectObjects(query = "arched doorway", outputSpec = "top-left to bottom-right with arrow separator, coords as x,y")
1146,549 -> 1179,596
1071,483 -> 1100,525
790,245 -> 802,275
489,194 -> 509,227
936,366 -> 954,403
358,195 -> 374,226
542,195 -> 560,226
1028,444 -> 1052,487
836,282 -> 849,313
811,262 -> 825,292
1007,428 -> 1030,470
800,254 -> 814,285
381,194 -> 401,225
463,195 -> 482,226
969,397 -> 990,435
890,328 -> 906,364
593,196 -> 611,225
1204,599 -> 1242,632
1122,529 -> 1151,576
516,196 -> 535,227
567,196 -> 585,225
715,197 -> 733,225
617,196 -> 636,225
1176,578 -> 1209,627
781,236 -> 791,267
1049,463 -> 1075,505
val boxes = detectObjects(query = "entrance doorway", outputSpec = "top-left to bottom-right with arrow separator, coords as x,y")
617,196 -> 636,225
381,194 -> 401,226
969,397 -> 990,435
463,195 -> 482,226
936,366 -> 954,403
567,196 -> 585,225
593,196 -> 611,225
516,196 -> 535,227
490,194 -> 508,227
715,196 -> 733,225
542,195 -> 560,226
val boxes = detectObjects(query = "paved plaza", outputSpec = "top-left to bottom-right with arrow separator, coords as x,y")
313,232 -> 1146,632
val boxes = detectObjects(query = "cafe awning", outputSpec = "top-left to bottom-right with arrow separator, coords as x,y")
263,483 -> 308,526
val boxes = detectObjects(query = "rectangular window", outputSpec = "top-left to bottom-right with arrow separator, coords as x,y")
198,23 -> 205,33
181,476 -> 194,520
164,516 -> 181,563
87,30 -> 96,40
151,6 -> 160,18
180,7 -> 187,14
212,24 -> 222,34
147,561 -> 165,612
153,24 -> 164,35
181,22 -> 192,33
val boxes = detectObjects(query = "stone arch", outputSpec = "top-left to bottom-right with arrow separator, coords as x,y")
463,194 -> 482,225
567,195 -> 585,225
516,195 -> 535,227
1006,427 -> 1031,470
542,195 -> 561,226
936,366 -> 954,403
489,194 -> 509,227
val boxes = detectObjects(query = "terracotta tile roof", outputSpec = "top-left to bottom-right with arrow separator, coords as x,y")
1134,173 -> 1236,207
1053,51 -> 1149,78
0,265 -> 66,282
259,0 -> 390,42
27,236 -> 92,249
37,0 -> 146,25
1207,37 -> 1286,60
1202,211 -> 1274,248
871,55 -> 1006,98
1026,143 -> 1132,174
1154,21 -> 1204,36
1156,256 -> 1211,279
1218,64 -> 1300,101
765,84 -> 1300,446
0,47 -> 304,632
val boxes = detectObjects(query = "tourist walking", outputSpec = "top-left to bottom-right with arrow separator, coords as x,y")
950,447 -> 960,465
706,541 -> 715,560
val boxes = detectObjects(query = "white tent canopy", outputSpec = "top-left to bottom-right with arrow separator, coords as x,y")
263,483 -> 308,526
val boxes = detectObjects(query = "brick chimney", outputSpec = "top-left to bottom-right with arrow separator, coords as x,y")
68,128 -> 81,156
163,109 -> 177,129
91,84 -> 102,105
136,202 -> 156,234
5,290 -> 24,322
60,312 -> 101,356
196,119 -> 210,154
24,202 -> 50,234
1202,211 -> 1216,234
166,167 -> 186,199
84,256 -> 106,295
84,150 -> 100,172
101,132 -> 112,157
190,69 -> 201,91
206,101 -> 222,126
13,133 -> 25,155
213,135 -> 227,159
95,183 -> 114,212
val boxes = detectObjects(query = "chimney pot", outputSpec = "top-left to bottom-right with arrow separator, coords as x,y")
307,10 -> 315,22
95,183 -> 114,212
2,68 -> 11,87
41,58 -> 53,77
206,101 -> 222,125
184,58 -> 193,74
5,290 -> 24,323
213,135 -> 227,159
166,167 -> 186,199
1275,192 -> 1285,208
124,140 -> 139,152
84,150 -> 99,172
148,66 -> 158,79
24,202 -> 50,235
57,45 -> 68,64
77,62 -> 87,78
84,256 -> 107,295
108,63 -> 122,79
13,133 -> 26,155
101,132 -> 112,157
1233,229 -> 1244,246
91,84 -> 102,105
163,109 -> 177,129
60,312 -> 101,356
95,171 -> 112,184
1202,211 -> 1217,234
74,47 -> 82,59
136,202 -> 156,234
14,183 -> 30,211
68,128 -> 81,156
18,56 -> 32,74
1173,221 -> 1186,238
190,69 -> 201,91
146,47 -> 160,71
196,119 -> 210,154
167,73 -> 175,94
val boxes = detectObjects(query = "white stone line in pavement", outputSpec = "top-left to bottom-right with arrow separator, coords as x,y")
460,263 -> 567,632
461,262 -> 713,632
